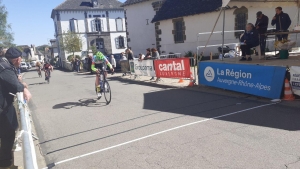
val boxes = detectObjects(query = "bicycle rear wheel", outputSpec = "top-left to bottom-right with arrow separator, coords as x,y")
103,80 -> 111,105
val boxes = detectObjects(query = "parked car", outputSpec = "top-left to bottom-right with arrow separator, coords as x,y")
20,62 -> 29,71
30,61 -> 36,67
26,62 -> 32,69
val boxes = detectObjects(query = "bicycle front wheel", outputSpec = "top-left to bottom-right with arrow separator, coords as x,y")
103,80 -> 111,105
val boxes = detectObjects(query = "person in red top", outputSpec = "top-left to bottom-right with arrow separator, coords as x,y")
43,61 -> 53,80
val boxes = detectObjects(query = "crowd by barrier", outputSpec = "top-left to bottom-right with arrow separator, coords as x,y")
121,54 -> 196,86
16,93 -> 38,169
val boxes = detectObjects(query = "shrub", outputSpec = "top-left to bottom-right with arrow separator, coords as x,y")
67,55 -> 81,62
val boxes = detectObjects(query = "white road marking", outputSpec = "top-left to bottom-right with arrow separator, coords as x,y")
42,102 -> 276,169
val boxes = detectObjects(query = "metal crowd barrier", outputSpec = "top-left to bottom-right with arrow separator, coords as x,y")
16,92 -> 38,169
160,53 -> 182,59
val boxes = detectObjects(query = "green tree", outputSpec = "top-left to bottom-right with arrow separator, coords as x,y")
0,0 -> 14,47
90,45 -> 98,55
60,30 -> 83,58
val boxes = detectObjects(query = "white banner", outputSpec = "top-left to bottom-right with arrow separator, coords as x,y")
132,59 -> 156,77
290,66 -> 300,96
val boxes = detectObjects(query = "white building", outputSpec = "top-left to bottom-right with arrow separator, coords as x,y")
124,0 -> 300,56
122,0 -> 158,56
51,0 -> 127,64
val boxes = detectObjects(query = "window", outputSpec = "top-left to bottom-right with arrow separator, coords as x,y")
116,18 -> 123,31
91,18 -> 104,32
96,39 -> 104,50
69,18 -> 78,32
172,18 -> 185,43
234,7 -> 248,38
115,36 -> 126,49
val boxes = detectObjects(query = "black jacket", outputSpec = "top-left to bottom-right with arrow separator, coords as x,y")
255,14 -> 269,34
0,57 -> 24,130
240,29 -> 260,47
271,11 -> 291,31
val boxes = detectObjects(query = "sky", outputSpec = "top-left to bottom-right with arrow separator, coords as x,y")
3,0 -> 126,46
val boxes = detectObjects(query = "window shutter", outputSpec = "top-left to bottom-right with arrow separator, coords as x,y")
124,37 -> 127,47
91,20 -> 95,32
75,20 -> 78,32
101,19 -> 104,31
69,20 -> 73,32
115,38 -> 119,49
116,19 -> 122,31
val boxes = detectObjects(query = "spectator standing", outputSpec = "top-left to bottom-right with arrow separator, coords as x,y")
121,52 -> 127,60
88,55 -> 93,73
0,47 -> 32,168
255,11 -> 269,56
138,53 -> 145,61
126,49 -> 134,60
75,58 -> 80,72
111,55 -> 116,75
271,7 -> 291,41
145,48 -> 152,60
151,48 -> 160,82
240,23 -> 259,61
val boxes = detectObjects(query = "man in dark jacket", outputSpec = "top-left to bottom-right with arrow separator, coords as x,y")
255,11 -> 269,56
240,23 -> 259,61
271,7 -> 291,41
0,47 -> 32,168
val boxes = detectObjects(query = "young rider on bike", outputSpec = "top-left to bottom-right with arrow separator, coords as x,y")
43,61 -> 53,80
36,62 -> 42,77
91,52 -> 114,98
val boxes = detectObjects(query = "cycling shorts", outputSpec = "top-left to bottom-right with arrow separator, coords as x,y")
95,63 -> 107,71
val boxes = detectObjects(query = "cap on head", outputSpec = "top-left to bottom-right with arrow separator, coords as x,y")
5,47 -> 22,59
256,11 -> 262,17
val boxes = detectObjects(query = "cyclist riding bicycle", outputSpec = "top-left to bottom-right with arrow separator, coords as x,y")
36,62 -> 42,75
91,52 -> 114,98
43,61 -> 53,80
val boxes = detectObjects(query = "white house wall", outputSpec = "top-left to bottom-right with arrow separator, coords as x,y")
110,32 -> 127,54
159,1 -> 299,56
60,11 -> 86,33
125,0 -> 157,55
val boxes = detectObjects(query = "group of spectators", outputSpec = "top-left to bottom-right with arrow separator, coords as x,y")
0,47 -> 32,168
239,6 -> 291,61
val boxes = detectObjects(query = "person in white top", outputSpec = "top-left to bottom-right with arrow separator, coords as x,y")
121,52 -> 127,60
111,55 -> 116,74
138,53 -> 145,61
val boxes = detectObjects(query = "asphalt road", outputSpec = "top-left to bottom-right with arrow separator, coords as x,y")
24,69 -> 300,169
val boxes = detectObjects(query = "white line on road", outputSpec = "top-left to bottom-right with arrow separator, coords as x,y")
42,102 -> 276,169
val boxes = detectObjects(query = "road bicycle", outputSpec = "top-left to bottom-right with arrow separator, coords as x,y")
95,67 -> 111,105
37,67 -> 42,78
45,69 -> 50,84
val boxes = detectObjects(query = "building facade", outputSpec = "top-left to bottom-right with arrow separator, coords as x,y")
122,0 -> 159,56
124,0 -> 300,56
51,0 -> 126,62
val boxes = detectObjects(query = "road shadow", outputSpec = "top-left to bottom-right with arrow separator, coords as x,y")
142,88 -> 300,131
28,82 -> 48,86
24,77 -> 42,80
52,98 -> 107,109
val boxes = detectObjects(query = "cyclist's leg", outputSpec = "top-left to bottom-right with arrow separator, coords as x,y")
95,75 -> 100,86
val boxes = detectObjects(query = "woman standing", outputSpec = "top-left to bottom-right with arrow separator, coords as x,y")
150,48 -> 160,82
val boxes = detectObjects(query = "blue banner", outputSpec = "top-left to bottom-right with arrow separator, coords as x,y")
199,62 -> 286,99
